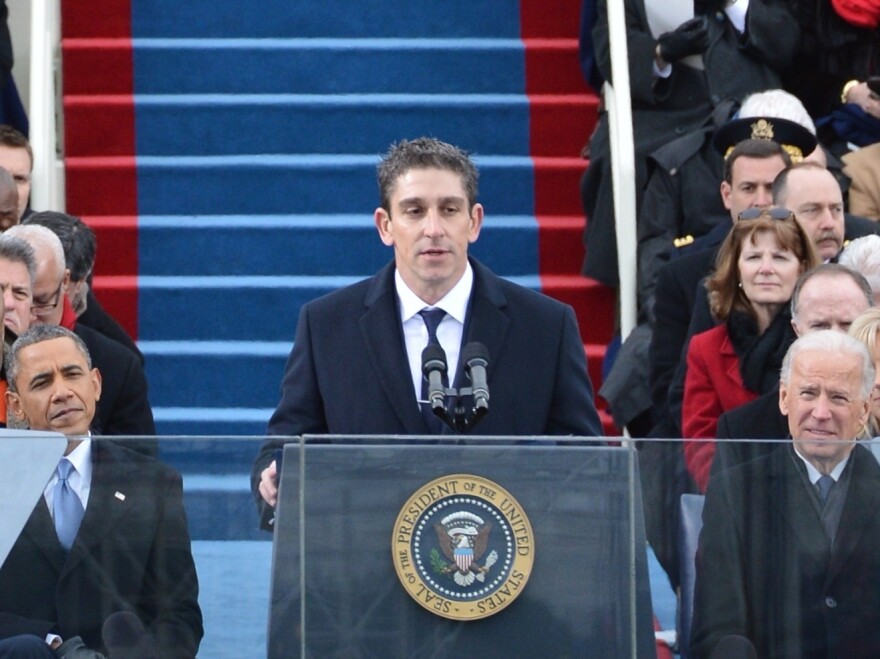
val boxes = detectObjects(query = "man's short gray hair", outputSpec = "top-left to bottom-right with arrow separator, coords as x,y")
839,235 -> 880,296
0,234 -> 37,287
6,325 -> 92,393
5,224 -> 66,273
780,330 -> 874,399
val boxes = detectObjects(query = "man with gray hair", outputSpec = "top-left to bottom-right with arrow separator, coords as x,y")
23,211 -> 143,364
839,235 -> 880,304
4,224 -> 155,451
692,330 -> 880,657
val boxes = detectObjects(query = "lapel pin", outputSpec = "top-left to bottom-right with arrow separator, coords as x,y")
115,492 -> 126,501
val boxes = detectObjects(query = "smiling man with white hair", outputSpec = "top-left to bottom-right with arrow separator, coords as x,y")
693,330 -> 880,658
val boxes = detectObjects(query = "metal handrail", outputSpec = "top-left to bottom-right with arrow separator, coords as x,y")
28,0 -> 64,211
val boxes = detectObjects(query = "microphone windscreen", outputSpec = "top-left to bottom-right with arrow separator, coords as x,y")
461,342 -> 489,363
422,343 -> 447,368
711,634 -> 758,659
102,611 -> 158,659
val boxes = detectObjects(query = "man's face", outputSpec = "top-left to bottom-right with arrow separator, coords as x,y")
720,155 -> 788,221
6,336 -> 101,436
0,145 -> 31,220
68,278 -> 89,316
29,247 -> 68,327
780,348 -> 869,472
0,257 -> 31,337
792,274 -> 870,335
781,168 -> 845,261
375,167 -> 483,305
0,183 -> 18,232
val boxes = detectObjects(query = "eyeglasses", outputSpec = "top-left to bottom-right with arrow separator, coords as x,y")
736,207 -> 794,222
31,281 -> 64,317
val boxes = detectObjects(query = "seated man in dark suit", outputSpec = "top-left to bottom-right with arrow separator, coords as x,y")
692,330 -> 880,658
252,137 -> 603,529
4,225 -> 155,456
22,212 -> 143,365
0,325 -> 202,658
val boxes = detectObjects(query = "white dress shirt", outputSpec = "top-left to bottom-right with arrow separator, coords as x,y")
396,264 -> 473,407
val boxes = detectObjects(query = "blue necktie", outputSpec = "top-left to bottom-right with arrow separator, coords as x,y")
419,308 -> 447,432
54,459 -> 84,551
816,474 -> 835,506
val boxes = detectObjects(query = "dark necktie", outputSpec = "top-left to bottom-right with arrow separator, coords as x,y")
54,458 -> 85,551
419,308 -> 447,432
816,474 -> 835,506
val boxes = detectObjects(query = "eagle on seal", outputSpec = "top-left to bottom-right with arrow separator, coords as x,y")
434,511 -> 498,586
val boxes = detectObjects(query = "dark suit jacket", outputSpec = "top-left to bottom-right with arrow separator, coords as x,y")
692,445 -> 880,658
0,441 -> 202,657
252,258 -> 603,526
74,324 -> 157,457
78,290 -> 144,366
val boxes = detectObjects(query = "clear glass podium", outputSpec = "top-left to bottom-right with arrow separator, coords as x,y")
268,436 -> 655,658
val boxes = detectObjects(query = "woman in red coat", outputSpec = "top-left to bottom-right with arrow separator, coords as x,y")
683,208 -> 819,491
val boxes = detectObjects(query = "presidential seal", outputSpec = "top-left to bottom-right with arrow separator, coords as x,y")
392,474 -> 534,621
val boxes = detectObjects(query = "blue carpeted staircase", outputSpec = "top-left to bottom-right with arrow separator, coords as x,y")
61,2 -> 614,654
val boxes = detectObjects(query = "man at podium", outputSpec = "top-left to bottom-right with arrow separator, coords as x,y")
0,325 -> 202,658
252,137 -> 602,529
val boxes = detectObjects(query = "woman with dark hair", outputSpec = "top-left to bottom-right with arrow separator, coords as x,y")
683,208 -> 820,492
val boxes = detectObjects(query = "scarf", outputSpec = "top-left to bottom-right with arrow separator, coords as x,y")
727,307 -> 796,394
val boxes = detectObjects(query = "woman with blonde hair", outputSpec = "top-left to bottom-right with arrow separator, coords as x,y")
683,208 -> 820,491
848,308 -> 880,447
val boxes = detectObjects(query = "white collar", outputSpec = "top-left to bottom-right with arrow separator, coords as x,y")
395,262 -> 473,324
793,443 -> 850,484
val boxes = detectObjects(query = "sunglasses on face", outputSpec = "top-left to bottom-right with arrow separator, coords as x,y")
736,207 -> 794,222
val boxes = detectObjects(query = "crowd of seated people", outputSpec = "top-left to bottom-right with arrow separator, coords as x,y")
580,2 -> 880,655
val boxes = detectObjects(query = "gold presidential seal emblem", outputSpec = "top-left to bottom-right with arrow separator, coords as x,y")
392,474 -> 534,621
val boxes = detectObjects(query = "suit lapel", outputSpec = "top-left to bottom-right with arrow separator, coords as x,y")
771,450 -> 831,570
826,447 -> 880,587
22,498 -> 66,574
62,443 -> 137,576
360,264 -> 425,433
461,260 -> 509,386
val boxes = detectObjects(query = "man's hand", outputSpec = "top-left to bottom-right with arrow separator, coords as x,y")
845,81 -> 880,119
259,460 -> 278,507
656,16 -> 710,65
55,636 -> 106,659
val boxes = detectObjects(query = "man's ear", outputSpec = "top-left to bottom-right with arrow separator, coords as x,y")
62,268 -> 71,292
720,181 -> 732,210
374,208 -> 394,247
91,368 -> 102,403
778,381 -> 789,417
6,390 -> 25,423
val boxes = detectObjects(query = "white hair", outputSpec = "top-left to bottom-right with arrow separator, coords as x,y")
5,224 -> 66,273
839,235 -> 880,295
740,89 -> 816,135
781,330 -> 874,398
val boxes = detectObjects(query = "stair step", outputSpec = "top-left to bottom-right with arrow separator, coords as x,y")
123,1 -> 523,40
538,215 -> 585,275
65,93 -> 595,159
64,37 -> 592,98
67,154 -> 584,217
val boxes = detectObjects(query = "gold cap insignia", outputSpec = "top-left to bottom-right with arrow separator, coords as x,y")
751,119 -> 774,140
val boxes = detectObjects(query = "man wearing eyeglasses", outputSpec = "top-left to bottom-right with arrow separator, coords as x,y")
4,224 -> 156,454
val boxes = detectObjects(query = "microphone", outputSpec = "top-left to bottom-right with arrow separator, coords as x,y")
421,343 -> 448,412
462,342 -> 490,412
710,635 -> 758,659
102,611 -> 158,659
